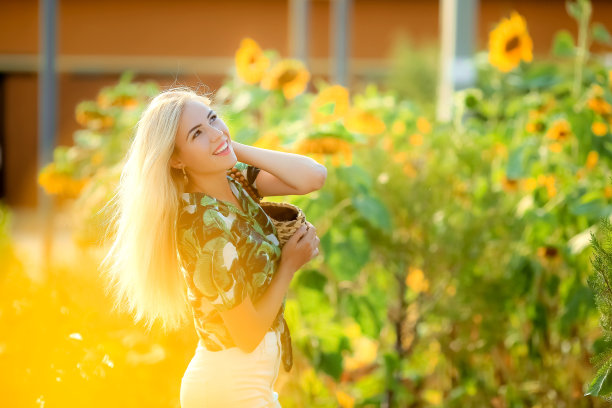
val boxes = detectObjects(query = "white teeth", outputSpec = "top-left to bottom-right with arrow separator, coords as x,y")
214,141 -> 228,155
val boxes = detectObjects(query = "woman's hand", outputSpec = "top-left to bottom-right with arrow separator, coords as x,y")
279,221 -> 320,276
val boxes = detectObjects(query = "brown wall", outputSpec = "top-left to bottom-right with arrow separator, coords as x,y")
1,0 -> 612,207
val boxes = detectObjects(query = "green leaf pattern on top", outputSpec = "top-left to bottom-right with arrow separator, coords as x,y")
176,161 -> 283,351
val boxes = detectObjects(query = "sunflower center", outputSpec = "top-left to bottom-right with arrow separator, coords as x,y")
505,36 -> 521,53
278,69 -> 298,86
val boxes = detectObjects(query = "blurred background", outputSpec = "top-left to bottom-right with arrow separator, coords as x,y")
2,0 -> 612,407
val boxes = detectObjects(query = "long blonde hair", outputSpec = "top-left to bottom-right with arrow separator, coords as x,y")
99,86 -> 218,333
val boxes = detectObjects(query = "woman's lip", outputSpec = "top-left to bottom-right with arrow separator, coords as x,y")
213,139 -> 229,155
213,140 -> 231,155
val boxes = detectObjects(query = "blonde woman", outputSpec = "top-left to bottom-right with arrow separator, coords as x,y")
100,87 -> 326,407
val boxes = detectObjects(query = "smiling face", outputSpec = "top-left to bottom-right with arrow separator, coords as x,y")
172,98 -> 235,176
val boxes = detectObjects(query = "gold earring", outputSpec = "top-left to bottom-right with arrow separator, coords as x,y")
181,167 -> 188,183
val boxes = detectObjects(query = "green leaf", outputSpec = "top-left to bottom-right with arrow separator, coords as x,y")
506,145 -> 527,179
295,269 -> 327,291
552,30 -> 576,57
316,101 -> 336,116
321,224 -> 370,281
585,364 -> 612,396
592,23 -> 612,45
566,1 -> 582,21
318,351 -> 343,381
338,165 -> 372,195
352,195 -> 392,232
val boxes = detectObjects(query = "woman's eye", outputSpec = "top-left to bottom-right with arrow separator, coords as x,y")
210,115 -> 217,123
193,129 -> 201,138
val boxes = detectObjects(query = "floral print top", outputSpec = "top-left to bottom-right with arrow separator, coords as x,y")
176,161 -> 284,351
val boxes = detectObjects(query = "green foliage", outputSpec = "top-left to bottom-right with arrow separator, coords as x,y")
20,0 -> 612,406
586,210 -> 612,399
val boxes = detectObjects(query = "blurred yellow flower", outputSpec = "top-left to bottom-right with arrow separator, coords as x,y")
586,150 -> 599,169
260,58 -> 310,100
405,267 -> 430,294
294,136 -> 352,167
310,85 -> 350,124
403,162 -> 418,178
592,121 -> 608,136
409,133 -> 423,146
501,175 -> 519,192
548,142 -> 562,153
75,102 -> 114,130
344,108 -> 386,135
588,96 -> 612,116
605,185 -> 612,198
422,389 -> 443,405
235,38 -> 270,85
344,336 -> 378,371
446,284 -> 456,296
416,117 -> 432,134
393,151 -> 408,163
537,246 -> 561,267
545,118 -> 572,142
254,131 -> 284,151
492,142 -> 508,158
38,163 -> 88,199
488,11 -> 533,72
336,390 -> 355,408
382,135 -> 394,151
97,93 -> 139,110
522,177 -> 538,192
91,151 -> 104,165
391,119 -> 406,135
526,120 -> 545,133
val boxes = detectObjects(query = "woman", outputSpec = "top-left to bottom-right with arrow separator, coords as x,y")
99,87 -> 326,407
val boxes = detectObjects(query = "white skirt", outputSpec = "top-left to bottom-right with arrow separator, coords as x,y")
180,330 -> 282,408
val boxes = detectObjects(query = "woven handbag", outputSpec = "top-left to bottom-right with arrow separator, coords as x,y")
227,167 -> 307,247
227,166 -> 307,373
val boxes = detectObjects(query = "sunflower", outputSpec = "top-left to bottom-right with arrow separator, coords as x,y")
545,118 -> 572,142
416,117 -> 432,134
38,163 -> 89,199
592,121 -> 608,136
336,390 -> 355,408
537,245 -> 561,267
537,174 -> 557,198
409,133 -> 423,146
343,108 -> 386,135
75,101 -> 114,130
521,177 -> 538,192
501,175 -> 519,192
293,136 -> 352,167
526,120 -> 545,133
260,59 -> 310,100
405,267 -> 430,294
391,120 -> 406,135
235,38 -> 270,85
253,131 -> 285,151
586,150 -> 599,169
548,142 -> 563,153
488,11 -> 533,73
97,92 -> 139,110
588,97 -> 612,116
310,85 -> 350,124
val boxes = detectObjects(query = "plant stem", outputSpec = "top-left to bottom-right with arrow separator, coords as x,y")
573,0 -> 592,98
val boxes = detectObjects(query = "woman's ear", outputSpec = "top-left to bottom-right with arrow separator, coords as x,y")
169,156 -> 183,170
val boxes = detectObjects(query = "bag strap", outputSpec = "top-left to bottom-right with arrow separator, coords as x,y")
227,168 -> 262,204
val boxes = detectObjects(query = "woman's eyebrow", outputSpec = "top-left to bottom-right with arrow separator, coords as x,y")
186,110 -> 215,140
